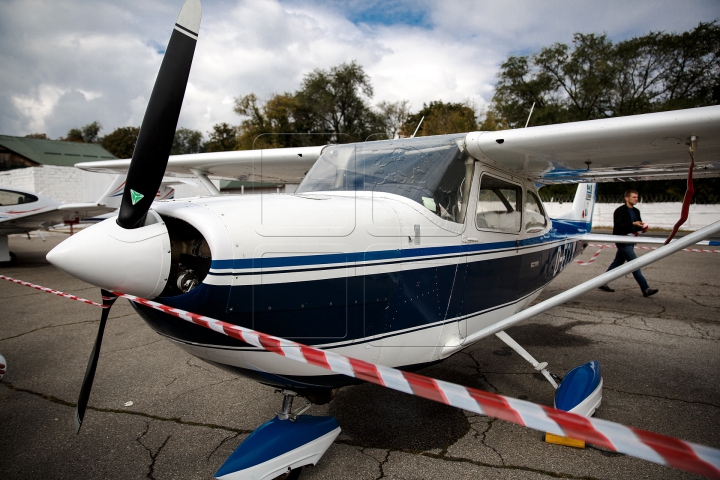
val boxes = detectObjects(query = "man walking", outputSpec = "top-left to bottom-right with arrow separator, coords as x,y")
599,190 -> 659,297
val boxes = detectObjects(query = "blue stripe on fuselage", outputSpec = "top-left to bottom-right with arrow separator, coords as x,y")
209,224 -> 587,273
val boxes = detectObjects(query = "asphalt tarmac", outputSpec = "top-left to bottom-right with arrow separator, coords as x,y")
1,233 -> 718,479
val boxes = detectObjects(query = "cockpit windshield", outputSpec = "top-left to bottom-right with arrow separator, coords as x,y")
296,133 -> 474,224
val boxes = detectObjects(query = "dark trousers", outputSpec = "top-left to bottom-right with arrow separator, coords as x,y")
606,243 -> 650,292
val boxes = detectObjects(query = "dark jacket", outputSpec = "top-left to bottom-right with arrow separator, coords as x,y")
613,205 -> 643,236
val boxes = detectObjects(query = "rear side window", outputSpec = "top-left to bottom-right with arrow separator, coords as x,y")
0,190 -> 38,206
525,191 -> 547,232
475,175 -> 521,233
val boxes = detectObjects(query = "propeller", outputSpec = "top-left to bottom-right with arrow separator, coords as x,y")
72,0 -> 202,433
75,291 -> 117,433
117,0 -> 202,229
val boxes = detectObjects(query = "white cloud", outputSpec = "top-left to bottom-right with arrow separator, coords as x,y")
0,0 -> 717,139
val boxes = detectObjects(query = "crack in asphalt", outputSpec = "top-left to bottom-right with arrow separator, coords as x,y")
207,432 -> 241,462
0,319 -> 99,341
605,386 -> 720,409
0,312 -> 138,342
339,439 -> 592,480
106,338 -> 164,354
359,447 -> 391,480
684,295 -> 720,309
172,379 -> 237,401
136,421 -> 171,480
472,417 -> 504,465
461,351 -> 499,393
375,449 -> 390,480
1,380 -> 253,434
186,357 -> 216,374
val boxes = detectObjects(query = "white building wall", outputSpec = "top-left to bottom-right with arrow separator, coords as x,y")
0,166 -> 220,203
545,201 -> 720,231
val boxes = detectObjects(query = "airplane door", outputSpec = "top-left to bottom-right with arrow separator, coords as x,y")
518,189 -> 552,297
457,171 -> 523,338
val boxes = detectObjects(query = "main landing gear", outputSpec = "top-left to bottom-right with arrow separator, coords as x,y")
215,390 -> 341,480
495,330 -> 603,418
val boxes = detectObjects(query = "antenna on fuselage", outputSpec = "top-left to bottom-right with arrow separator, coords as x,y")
524,102 -> 536,128
411,116 -> 425,138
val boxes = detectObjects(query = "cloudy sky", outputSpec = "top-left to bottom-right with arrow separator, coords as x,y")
1,0 -> 717,140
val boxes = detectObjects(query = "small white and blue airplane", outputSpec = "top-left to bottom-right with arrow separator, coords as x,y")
0,175 -> 176,265
44,1 -> 720,478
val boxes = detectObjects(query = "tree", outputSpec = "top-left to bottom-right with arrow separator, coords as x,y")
203,123 -> 238,152
171,127 -> 204,154
489,22 -> 720,128
234,93 -> 313,149
376,100 -> 410,140
25,133 -> 47,139
296,61 -> 382,143
401,101 -> 478,137
100,126 -> 140,158
63,121 -> 102,143
234,62 -> 386,147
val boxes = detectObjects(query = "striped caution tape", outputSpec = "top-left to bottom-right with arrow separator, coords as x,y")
576,245 -> 607,266
0,275 -> 103,307
587,244 -> 720,253
2,275 -> 719,478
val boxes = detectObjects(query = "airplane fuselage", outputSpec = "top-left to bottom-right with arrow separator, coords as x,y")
132,169 -> 585,392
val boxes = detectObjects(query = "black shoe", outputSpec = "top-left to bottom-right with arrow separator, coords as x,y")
599,285 -> 614,292
643,288 -> 658,297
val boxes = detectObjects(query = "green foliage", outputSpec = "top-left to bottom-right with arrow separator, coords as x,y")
100,126 -> 140,158
235,61 -> 388,148
63,121 -> 102,143
401,101 -> 478,137
376,100 -> 410,140
171,127 -> 204,154
204,123 -> 238,152
490,22 -> 720,128
235,92 -> 314,149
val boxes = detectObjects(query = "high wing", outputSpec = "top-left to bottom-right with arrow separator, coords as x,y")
465,105 -> 720,184
74,107 -> 720,186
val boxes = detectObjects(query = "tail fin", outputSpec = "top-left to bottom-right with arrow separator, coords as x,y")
95,174 -> 175,208
555,183 -> 597,232
95,174 -> 127,209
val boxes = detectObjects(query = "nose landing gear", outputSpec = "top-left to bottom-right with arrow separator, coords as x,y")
215,390 -> 341,480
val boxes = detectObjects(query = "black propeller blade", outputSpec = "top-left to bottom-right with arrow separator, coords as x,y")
75,291 -> 117,434
117,0 -> 202,229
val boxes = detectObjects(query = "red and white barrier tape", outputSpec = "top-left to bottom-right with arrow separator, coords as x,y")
0,275 -> 103,307
587,244 -> 719,253
576,245 -> 607,265
2,275 -> 719,478
577,244 -> 719,266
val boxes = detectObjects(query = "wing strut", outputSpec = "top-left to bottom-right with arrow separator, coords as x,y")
495,330 -> 558,388
458,219 -> 720,348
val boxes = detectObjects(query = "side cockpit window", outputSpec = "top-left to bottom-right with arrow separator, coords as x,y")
0,190 -> 38,206
475,175 -> 521,233
525,191 -> 547,233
